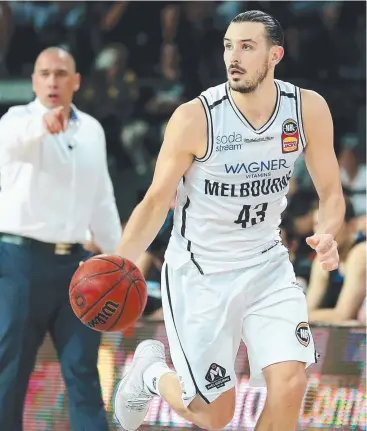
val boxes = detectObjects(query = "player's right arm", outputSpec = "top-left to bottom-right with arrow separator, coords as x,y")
0,106 -> 67,159
115,99 -> 206,263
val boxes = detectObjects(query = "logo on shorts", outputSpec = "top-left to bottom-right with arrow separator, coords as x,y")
296,322 -> 310,347
205,363 -> 231,390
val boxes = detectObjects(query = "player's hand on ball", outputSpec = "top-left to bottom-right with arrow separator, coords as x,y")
306,233 -> 339,271
79,253 -> 108,267
43,106 -> 68,134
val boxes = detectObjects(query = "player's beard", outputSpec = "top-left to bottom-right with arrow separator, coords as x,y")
228,59 -> 269,94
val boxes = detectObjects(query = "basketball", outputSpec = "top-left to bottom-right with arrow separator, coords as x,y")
69,255 -> 147,332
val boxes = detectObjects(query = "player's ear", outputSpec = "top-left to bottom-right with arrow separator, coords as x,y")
271,46 -> 284,66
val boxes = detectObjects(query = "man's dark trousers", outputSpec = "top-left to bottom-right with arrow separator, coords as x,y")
0,238 -> 109,431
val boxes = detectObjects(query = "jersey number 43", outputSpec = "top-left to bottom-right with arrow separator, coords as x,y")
234,203 -> 268,229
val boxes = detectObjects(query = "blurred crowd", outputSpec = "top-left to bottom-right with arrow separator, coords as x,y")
0,1 -> 365,325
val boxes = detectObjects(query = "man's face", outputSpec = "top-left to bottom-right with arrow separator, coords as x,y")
224,22 -> 276,93
32,51 -> 80,108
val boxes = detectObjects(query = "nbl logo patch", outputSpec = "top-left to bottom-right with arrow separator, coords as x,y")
296,322 -> 310,347
205,363 -> 231,390
281,119 -> 299,153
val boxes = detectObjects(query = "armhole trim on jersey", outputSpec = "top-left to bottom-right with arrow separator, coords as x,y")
295,86 -> 307,149
195,95 -> 214,163
164,264 -> 210,404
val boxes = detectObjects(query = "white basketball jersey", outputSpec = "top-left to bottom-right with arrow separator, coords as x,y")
165,79 -> 307,274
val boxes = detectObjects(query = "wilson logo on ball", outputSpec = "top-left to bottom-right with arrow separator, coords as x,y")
87,300 -> 120,329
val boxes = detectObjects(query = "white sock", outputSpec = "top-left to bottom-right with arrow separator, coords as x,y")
143,361 -> 175,396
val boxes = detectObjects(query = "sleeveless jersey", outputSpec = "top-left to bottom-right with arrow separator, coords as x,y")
165,79 -> 307,274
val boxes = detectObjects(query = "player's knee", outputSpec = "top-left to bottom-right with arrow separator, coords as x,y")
189,390 -> 235,431
281,371 -> 306,404
204,409 -> 234,431
197,408 -> 234,431
266,362 -> 307,402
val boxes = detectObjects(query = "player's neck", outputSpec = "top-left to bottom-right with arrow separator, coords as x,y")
230,78 -> 277,121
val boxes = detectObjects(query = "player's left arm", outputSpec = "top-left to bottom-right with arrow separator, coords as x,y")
302,89 -> 345,271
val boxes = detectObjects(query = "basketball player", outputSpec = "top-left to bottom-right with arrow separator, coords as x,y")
113,11 -> 345,431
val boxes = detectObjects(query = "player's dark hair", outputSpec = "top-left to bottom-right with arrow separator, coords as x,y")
231,10 -> 284,47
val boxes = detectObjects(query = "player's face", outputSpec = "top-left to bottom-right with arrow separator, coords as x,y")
224,22 -> 278,93
32,52 -> 80,109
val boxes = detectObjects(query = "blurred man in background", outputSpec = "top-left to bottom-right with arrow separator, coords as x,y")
0,47 -> 121,430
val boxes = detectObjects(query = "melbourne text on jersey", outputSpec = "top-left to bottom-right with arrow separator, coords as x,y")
204,170 -> 292,198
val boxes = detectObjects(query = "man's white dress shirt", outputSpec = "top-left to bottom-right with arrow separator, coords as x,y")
0,99 -> 122,253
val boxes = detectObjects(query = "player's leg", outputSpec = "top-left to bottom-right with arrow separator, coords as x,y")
242,249 -> 316,431
49,252 -> 109,431
153,261 -> 237,429
114,261 -> 244,431
254,361 -> 307,431
158,373 -> 236,429
114,339 -> 236,431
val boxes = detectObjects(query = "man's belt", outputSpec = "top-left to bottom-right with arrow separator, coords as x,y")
0,233 -> 83,255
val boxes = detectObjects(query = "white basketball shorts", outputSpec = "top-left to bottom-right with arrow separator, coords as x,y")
160,246 -> 316,406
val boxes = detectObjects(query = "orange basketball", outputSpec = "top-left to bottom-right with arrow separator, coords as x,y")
69,255 -> 147,332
